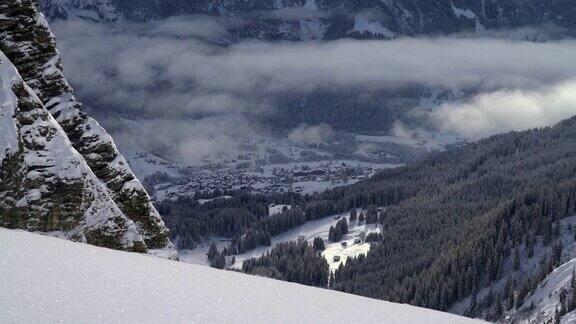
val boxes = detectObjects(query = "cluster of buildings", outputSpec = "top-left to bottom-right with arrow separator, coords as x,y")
151,159 -> 383,200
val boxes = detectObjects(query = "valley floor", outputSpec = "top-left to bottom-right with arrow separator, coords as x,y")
180,210 -> 380,272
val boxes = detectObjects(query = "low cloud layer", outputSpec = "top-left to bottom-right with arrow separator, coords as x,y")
50,18 -> 576,162
53,19 -> 576,111
288,124 -> 334,145
431,81 -> 576,138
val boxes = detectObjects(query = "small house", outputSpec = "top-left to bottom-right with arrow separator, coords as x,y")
341,241 -> 348,247
333,255 -> 341,262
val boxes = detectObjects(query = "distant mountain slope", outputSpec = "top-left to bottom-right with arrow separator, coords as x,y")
292,115 -> 576,320
38,0 -> 576,40
0,228 -> 482,324
0,50 -> 147,251
0,0 -> 177,258
39,0 -> 120,21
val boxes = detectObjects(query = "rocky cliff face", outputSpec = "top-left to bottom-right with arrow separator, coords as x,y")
0,0 -> 177,259
0,49 -> 147,251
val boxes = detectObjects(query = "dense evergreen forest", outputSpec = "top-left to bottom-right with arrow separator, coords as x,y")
265,87 -> 424,133
158,192 -> 301,250
241,240 -> 329,287
324,116 -> 576,315
551,270 -> 576,323
158,192 -> 337,253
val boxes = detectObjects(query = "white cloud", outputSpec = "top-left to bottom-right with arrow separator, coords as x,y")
53,19 -> 576,116
430,81 -> 576,138
50,18 -> 576,162
288,124 -> 334,145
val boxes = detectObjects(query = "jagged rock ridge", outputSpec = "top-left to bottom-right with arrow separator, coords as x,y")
0,49 -> 146,251
0,0 -> 177,259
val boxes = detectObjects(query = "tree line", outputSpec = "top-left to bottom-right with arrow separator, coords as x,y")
241,240 -> 329,287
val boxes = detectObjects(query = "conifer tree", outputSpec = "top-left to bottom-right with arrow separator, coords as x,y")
350,208 -> 357,222
514,247 -> 521,271
313,237 -> 326,251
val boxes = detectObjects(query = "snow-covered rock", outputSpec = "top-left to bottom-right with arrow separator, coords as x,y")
0,50 -> 145,251
0,228 -> 483,323
352,15 -> 396,38
0,0 -> 177,258
38,0 -> 120,22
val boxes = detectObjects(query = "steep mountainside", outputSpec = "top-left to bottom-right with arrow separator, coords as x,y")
0,0 -> 176,258
508,255 -> 576,323
0,228 -> 482,324
39,0 -> 576,40
39,0 -> 120,21
302,116 -> 576,321
0,50 -> 146,251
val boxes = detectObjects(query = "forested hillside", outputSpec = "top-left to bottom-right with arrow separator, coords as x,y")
158,192 -> 338,253
156,115 -> 576,321
312,116 -> 576,319
40,0 -> 576,41
241,241 -> 329,286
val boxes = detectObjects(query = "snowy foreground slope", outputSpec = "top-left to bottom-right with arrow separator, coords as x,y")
0,229 -> 482,324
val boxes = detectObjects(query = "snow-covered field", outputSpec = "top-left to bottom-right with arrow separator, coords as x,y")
198,195 -> 232,205
355,128 -> 463,152
323,239 -> 372,273
268,204 -> 292,216
179,211 -> 378,269
229,211 -> 379,271
0,229 -> 482,323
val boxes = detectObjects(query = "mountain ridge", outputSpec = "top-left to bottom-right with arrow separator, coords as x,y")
0,0 -> 177,258
38,0 -> 576,41
0,49 -> 147,250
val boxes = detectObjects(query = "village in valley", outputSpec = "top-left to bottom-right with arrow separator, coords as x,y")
138,134 -> 408,201
147,158 -> 395,200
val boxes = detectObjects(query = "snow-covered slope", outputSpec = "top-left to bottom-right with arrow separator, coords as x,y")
509,256 -> 576,323
0,228 -> 482,324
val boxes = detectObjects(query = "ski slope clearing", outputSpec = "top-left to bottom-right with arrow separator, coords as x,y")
229,211 -> 379,270
0,228 -> 482,324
